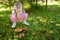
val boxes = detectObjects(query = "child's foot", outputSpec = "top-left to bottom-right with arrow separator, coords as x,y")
12,25 -> 16,28
12,23 -> 16,28
23,21 -> 29,25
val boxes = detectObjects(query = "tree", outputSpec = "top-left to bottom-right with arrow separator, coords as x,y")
46,0 -> 47,11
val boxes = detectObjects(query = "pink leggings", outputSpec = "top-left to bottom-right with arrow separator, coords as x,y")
11,13 -> 28,22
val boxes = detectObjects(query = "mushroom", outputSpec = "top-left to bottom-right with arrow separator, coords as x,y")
15,28 -> 22,32
19,33 -> 25,38
22,28 -> 27,33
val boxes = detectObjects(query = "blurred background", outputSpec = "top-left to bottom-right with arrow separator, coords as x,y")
0,0 -> 60,40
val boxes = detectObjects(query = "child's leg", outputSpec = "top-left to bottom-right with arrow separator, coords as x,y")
12,22 -> 16,28
23,20 -> 29,25
21,13 -> 29,25
11,14 -> 17,28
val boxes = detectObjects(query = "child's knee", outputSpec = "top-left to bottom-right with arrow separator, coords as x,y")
11,15 -> 17,22
24,13 -> 28,18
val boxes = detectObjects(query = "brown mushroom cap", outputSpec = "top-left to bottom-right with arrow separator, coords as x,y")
19,33 -> 25,38
15,28 -> 23,32
22,28 -> 27,33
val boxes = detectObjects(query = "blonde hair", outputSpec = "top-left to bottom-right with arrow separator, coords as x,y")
14,2 -> 22,19
14,1 -> 22,10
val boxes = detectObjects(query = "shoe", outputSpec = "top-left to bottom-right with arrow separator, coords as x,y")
23,21 -> 29,25
12,23 -> 16,28
12,25 -> 16,28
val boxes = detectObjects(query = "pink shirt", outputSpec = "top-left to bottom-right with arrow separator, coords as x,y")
11,10 -> 28,22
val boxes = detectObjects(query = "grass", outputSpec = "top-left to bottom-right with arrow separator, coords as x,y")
0,4 -> 60,40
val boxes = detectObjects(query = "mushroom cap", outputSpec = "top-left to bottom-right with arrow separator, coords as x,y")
19,33 -> 25,38
15,28 -> 22,32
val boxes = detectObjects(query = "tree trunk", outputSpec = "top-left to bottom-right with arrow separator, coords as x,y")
46,0 -> 47,11
35,0 -> 37,7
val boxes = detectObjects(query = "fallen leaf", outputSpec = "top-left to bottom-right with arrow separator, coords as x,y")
19,33 -> 25,38
32,32 -> 36,35
15,28 -> 22,32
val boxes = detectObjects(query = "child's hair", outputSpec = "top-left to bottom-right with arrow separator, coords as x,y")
14,1 -> 22,9
14,1 -> 22,19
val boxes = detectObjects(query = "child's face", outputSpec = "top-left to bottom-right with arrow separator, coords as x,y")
16,5 -> 22,14
16,9 -> 21,13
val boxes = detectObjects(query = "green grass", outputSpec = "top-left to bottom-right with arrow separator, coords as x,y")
0,5 -> 60,40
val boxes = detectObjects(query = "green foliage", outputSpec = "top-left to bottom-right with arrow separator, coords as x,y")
0,1 -> 60,40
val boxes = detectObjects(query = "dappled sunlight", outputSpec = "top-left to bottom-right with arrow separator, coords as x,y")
24,3 -> 30,10
37,16 -> 43,19
0,4 -> 13,12
0,14 -> 4,17
38,0 -> 60,5
37,16 -> 47,23
47,0 -> 58,5
49,30 -> 54,34
50,20 -> 55,23
0,14 -> 11,18
28,17 -> 33,21
0,7 -> 12,11
56,24 -> 60,26
0,5 -> 3,7
33,21 -> 38,25
39,18 -> 46,23
0,1 -> 60,39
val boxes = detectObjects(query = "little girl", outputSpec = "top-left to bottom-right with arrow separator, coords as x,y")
11,2 -> 29,28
